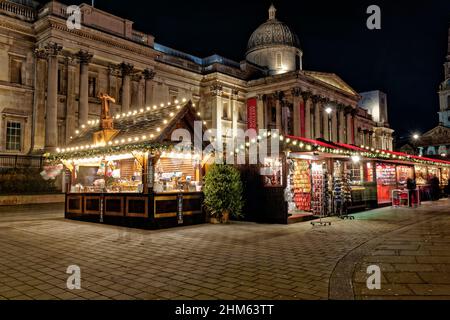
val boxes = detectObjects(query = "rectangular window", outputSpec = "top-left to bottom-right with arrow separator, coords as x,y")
88,76 -> 97,98
6,121 -> 22,151
276,53 -> 282,68
10,58 -> 23,84
222,102 -> 229,119
238,104 -> 246,122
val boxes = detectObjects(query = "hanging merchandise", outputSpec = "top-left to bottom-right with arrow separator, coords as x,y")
292,160 -> 312,212
311,162 -> 327,216
333,161 -> 344,216
342,169 -> 353,207
311,162 -> 331,226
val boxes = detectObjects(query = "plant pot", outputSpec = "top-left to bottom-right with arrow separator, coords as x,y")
221,210 -> 230,224
209,216 -> 221,224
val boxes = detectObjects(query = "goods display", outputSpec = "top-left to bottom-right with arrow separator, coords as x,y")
311,163 -> 329,216
396,166 -> 414,188
292,160 -> 311,211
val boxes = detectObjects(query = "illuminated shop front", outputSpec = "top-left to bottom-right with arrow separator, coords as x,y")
248,137 -> 450,224
50,98 -> 206,229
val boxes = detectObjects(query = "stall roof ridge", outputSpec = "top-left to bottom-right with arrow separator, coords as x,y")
61,101 -> 197,151
286,135 -> 450,166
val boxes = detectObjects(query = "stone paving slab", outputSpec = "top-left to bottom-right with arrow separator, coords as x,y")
0,200 -> 449,300
351,200 -> 450,300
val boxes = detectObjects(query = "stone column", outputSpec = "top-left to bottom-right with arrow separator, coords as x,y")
302,92 -> 312,139
45,42 -> 62,151
292,88 -> 301,137
321,99 -> 330,141
275,92 -> 282,131
346,111 -> 353,144
256,95 -> 264,131
138,75 -> 146,108
211,84 -> 223,151
32,47 -> 48,152
338,106 -> 346,143
120,62 -> 134,113
312,96 -> 322,140
232,90 -> 239,138
65,55 -> 77,144
331,107 -> 338,142
143,69 -> 156,107
77,50 -> 93,126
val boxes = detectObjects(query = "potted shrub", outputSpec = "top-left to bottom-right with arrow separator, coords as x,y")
204,164 -> 244,223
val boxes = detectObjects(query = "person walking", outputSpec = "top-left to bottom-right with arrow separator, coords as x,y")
430,175 -> 441,201
406,177 -> 417,207
445,179 -> 450,198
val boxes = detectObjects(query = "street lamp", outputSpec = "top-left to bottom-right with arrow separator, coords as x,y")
412,133 -> 421,156
325,107 -> 332,141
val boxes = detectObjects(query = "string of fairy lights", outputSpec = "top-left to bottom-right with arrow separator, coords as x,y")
54,98 -> 206,155
48,97 -> 450,168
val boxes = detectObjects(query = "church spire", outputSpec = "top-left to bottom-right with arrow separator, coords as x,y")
269,4 -> 277,20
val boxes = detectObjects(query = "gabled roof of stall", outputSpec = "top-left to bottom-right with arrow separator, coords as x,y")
56,101 -> 203,156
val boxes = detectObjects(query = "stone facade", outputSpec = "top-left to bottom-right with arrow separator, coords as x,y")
0,1 -> 393,156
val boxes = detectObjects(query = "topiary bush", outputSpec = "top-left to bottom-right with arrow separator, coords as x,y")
203,164 -> 244,221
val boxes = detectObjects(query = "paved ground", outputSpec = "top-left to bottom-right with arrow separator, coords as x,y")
0,200 -> 450,300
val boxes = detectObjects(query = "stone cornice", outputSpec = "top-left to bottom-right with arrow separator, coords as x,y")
36,17 -> 158,58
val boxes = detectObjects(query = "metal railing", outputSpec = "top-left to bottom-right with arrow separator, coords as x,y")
0,154 -> 44,169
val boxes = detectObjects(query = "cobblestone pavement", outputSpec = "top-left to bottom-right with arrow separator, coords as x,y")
0,200 -> 449,300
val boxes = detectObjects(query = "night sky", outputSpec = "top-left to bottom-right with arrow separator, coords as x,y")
40,0 -> 450,141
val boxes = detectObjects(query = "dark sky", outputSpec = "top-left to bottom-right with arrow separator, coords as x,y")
41,0 -> 450,139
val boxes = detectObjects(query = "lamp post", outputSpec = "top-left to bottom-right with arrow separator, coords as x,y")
412,133 -> 421,156
325,107 -> 332,141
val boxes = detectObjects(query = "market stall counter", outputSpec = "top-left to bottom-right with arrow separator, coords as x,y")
54,95 -> 206,229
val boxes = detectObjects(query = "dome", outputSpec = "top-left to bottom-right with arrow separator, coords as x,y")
247,5 -> 300,54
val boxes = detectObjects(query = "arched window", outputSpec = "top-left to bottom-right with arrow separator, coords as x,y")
276,52 -> 282,69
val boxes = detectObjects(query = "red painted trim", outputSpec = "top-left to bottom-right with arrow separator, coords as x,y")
246,98 -> 257,130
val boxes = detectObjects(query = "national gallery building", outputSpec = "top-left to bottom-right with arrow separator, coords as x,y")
0,0 -> 393,155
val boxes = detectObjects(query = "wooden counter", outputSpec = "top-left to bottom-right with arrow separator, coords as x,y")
65,191 -> 204,229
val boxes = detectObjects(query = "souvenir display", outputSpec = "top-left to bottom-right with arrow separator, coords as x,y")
286,159 -> 311,213
311,163 -> 328,216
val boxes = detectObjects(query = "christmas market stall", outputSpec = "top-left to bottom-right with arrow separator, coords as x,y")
46,95 -> 206,229
245,135 -> 450,225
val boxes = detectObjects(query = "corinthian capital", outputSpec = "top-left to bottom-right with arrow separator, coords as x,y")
143,69 -> 156,80
120,62 -> 135,76
301,91 -> 313,102
76,50 -> 93,64
291,87 -> 301,97
44,42 -> 63,57
34,47 -> 48,60
210,83 -> 223,96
